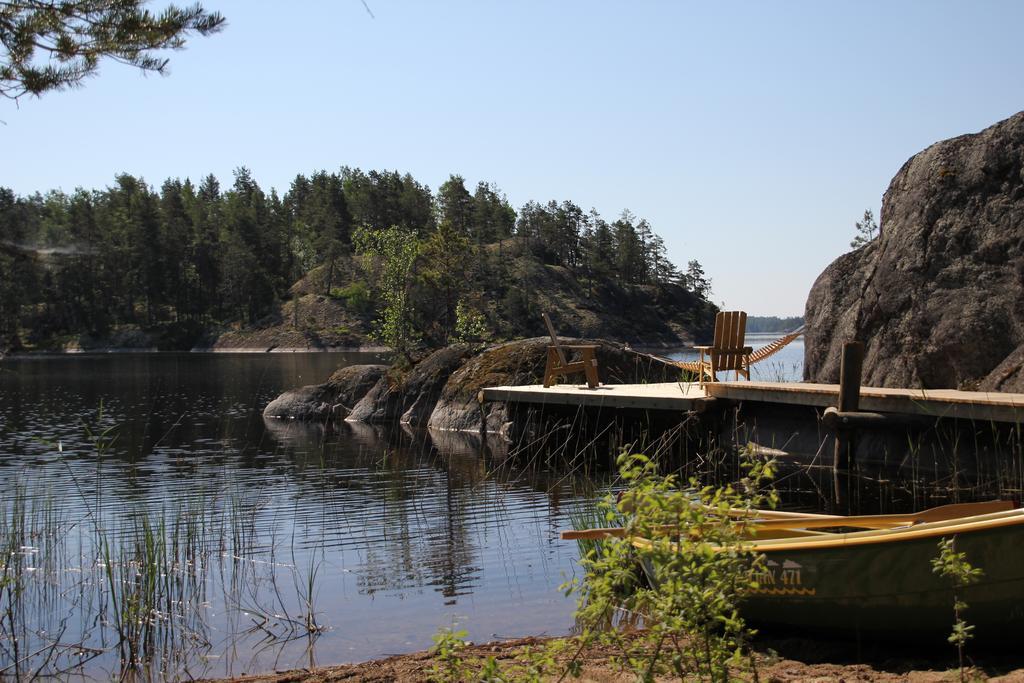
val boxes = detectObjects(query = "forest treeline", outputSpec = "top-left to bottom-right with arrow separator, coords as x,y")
0,168 -> 714,350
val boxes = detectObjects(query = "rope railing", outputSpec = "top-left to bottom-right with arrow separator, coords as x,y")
670,326 -> 805,374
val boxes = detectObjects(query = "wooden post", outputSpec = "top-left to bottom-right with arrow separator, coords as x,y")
477,390 -> 488,443
833,341 -> 864,513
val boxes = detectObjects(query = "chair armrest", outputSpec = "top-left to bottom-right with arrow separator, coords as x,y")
693,345 -> 713,351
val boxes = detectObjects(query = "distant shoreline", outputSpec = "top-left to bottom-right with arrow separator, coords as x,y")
1,333 -> 803,361
3,339 -> 712,360
2,345 -> 391,358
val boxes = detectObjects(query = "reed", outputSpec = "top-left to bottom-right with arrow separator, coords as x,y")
0,457 -> 334,679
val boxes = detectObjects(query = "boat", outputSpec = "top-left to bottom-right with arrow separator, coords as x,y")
564,501 -> 1024,638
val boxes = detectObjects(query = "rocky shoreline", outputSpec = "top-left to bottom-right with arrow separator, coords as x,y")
262,337 -> 685,437
199,631 -> 1018,682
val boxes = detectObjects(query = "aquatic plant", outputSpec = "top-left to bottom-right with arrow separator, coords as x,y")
932,536 -> 983,682
0,452 -> 336,680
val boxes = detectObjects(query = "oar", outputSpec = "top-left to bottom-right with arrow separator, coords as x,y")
560,500 -> 1014,541
563,508 -> 843,541
727,508 -> 840,520
749,500 -> 1015,532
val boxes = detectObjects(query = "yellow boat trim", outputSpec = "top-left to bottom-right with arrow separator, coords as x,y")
751,509 -> 1024,552
630,509 -> 1024,554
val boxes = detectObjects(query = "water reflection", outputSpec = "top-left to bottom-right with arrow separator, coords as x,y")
0,353 -> 595,679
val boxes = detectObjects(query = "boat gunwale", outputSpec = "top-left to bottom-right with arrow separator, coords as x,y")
630,508 -> 1024,554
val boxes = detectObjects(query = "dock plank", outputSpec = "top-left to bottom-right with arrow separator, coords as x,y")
481,382 -> 704,411
708,382 -> 1024,423
481,381 -> 1024,424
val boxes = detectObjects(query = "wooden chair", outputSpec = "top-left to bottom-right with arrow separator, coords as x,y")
694,311 -> 752,387
542,312 -> 600,389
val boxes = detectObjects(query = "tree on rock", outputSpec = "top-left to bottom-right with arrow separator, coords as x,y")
0,0 -> 225,101
850,209 -> 879,249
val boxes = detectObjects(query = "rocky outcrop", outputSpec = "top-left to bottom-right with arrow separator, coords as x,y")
264,337 -> 684,436
263,364 -> 387,420
427,337 -> 683,437
345,345 -> 477,425
805,112 -> 1024,389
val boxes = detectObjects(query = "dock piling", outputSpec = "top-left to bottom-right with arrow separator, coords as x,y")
833,341 -> 864,512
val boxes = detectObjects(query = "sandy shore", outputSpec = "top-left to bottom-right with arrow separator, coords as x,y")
199,633 -> 1024,682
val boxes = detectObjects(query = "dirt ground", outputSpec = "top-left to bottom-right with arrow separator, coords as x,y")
205,632 -> 1024,682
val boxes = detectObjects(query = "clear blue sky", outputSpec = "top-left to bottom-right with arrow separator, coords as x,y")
4,1 -> 1023,315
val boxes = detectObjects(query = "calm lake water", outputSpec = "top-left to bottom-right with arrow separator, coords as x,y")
668,334 -> 804,382
0,353 -> 604,679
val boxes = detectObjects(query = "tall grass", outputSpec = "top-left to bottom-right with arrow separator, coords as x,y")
0,467 -> 329,679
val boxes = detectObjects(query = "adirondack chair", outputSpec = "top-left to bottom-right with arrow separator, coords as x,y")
693,311 -> 752,387
542,312 -> 600,389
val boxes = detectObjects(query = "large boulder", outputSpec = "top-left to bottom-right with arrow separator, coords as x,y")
427,337 -> 684,436
345,344 -> 477,425
263,364 -> 387,420
805,112 -> 1024,389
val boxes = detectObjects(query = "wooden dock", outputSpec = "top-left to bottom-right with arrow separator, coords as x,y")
480,381 -> 1024,424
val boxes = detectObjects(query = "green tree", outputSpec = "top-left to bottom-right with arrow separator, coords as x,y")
158,178 -> 195,318
436,174 -> 473,237
290,170 -> 350,293
95,173 -> 162,323
353,225 -> 421,358
472,181 -> 515,244
0,188 -> 40,342
419,222 -> 470,343
850,208 -> 878,249
581,209 -> 615,294
219,167 -> 275,323
0,0 -> 225,101
685,259 -> 712,299
342,168 -> 435,236
612,210 -> 642,284
189,173 -> 222,317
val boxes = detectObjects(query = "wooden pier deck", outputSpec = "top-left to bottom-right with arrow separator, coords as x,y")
480,381 -> 1024,423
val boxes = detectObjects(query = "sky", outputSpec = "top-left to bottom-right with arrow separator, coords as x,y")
4,1 -> 1024,316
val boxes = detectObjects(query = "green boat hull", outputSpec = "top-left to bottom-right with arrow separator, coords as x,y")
742,522 -> 1024,638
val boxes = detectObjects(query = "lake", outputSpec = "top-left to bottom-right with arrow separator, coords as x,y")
668,333 -> 804,382
0,353 -> 603,679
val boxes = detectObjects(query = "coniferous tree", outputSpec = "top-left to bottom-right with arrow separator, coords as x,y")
0,166 -> 714,348
158,179 -> 194,319
850,209 -> 879,249
472,181 -> 516,244
191,174 -> 222,318
612,210 -> 642,284
685,259 -> 712,298
436,175 -> 474,238
1,1 -> 226,101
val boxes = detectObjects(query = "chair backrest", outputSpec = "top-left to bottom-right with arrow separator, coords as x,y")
710,311 -> 748,371
542,312 -> 568,366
